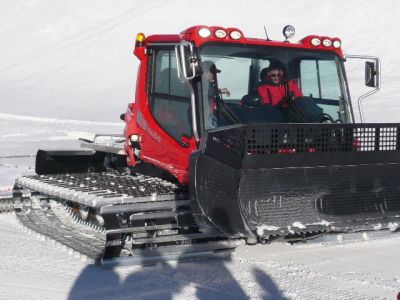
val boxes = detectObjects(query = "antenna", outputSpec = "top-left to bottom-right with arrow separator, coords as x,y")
263,26 -> 271,41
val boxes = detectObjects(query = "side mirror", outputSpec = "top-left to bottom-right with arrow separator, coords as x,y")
365,61 -> 378,88
175,41 -> 200,81
345,54 -> 381,123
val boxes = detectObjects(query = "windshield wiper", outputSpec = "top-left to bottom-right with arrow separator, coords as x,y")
215,95 -> 241,124
284,80 -> 312,123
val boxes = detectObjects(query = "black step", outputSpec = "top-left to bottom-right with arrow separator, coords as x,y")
128,210 -> 191,221
101,240 -> 242,267
100,200 -> 192,214
129,232 -> 224,245
107,223 -> 178,234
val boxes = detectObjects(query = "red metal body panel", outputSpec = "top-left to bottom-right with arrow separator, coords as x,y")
124,26 -> 345,185
124,45 -> 196,184
146,34 -> 180,43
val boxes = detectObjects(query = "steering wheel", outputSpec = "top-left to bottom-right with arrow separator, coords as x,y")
241,94 -> 261,107
317,113 -> 335,123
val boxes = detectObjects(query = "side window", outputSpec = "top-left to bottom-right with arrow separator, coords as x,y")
300,60 -> 319,98
300,59 -> 344,118
150,49 -> 192,142
318,61 -> 341,100
300,60 -> 341,100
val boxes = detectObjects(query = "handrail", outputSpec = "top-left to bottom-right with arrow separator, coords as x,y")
175,41 -> 199,142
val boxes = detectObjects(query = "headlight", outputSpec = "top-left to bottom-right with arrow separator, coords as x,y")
215,29 -> 227,38
322,39 -> 332,47
198,27 -> 211,38
283,25 -> 295,39
333,40 -> 341,48
311,37 -> 321,46
229,30 -> 242,40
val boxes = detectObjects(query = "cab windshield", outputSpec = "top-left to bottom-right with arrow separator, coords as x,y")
199,44 -> 352,130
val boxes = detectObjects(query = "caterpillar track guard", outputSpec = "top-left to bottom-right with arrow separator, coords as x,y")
3,25 -> 399,265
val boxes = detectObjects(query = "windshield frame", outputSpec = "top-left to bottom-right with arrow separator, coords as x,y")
197,42 -> 354,130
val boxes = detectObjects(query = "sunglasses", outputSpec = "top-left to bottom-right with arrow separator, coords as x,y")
269,73 -> 282,78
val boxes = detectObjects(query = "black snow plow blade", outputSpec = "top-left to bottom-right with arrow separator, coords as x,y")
191,123 -> 400,241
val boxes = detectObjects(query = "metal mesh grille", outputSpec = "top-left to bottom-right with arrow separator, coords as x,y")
28,173 -> 178,199
204,126 -> 248,168
245,124 -> 400,155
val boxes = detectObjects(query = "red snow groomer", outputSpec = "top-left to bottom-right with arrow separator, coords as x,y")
5,25 -> 400,265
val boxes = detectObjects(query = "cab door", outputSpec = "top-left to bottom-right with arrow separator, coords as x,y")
139,46 -> 195,183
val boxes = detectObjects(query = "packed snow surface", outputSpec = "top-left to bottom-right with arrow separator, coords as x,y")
1,0 -> 400,299
0,211 -> 399,300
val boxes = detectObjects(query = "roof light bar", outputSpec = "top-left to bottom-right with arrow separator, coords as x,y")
307,36 -> 341,49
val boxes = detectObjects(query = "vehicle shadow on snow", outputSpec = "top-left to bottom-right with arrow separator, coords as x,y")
68,251 -> 287,300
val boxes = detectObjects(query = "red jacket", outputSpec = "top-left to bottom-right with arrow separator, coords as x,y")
257,80 -> 303,106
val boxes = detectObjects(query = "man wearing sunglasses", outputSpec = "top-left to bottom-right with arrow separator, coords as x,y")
257,61 -> 302,106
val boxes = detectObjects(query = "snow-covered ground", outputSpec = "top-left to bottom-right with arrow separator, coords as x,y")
1,0 -> 400,299
0,209 -> 399,299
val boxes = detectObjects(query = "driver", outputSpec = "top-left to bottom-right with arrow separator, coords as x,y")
257,61 -> 302,106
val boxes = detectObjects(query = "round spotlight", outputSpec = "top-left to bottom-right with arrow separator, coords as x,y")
215,29 -> 227,38
198,27 -> 211,38
283,25 -> 295,39
311,37 -> 321,46
322,39 -> 332,47
229,30 -> 242,40
333,40 -> 341,48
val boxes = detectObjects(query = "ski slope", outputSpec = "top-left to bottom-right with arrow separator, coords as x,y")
1,0 -> 400,299
1,0 -> 400,122
0,210 -> 399,300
